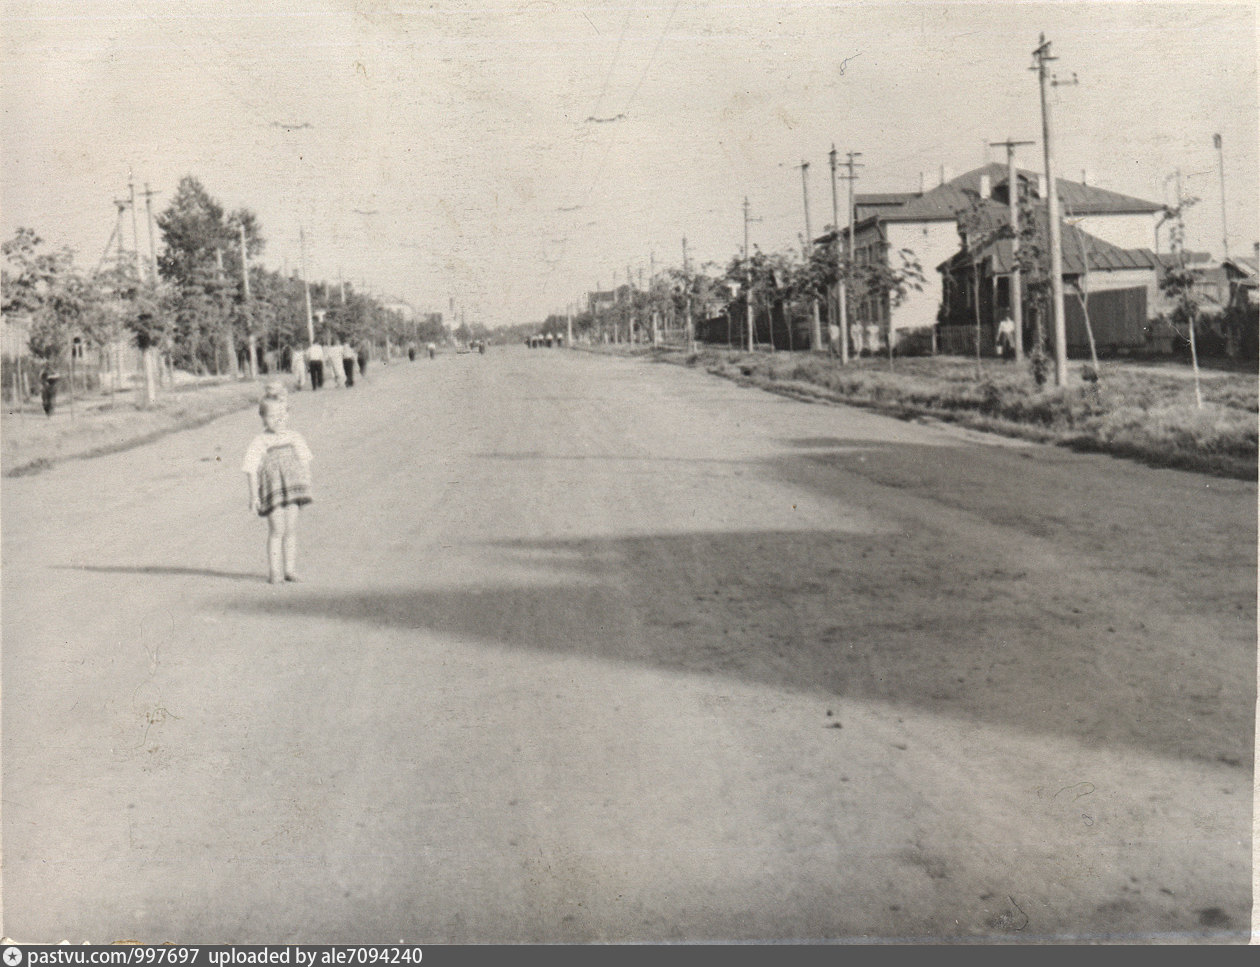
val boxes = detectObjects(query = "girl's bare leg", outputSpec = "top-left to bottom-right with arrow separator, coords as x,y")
282,504 -> 301,580
267,510 -> 286,584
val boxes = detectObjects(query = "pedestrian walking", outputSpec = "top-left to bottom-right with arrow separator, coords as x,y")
243,395 -> 313,584
357,344 -> 368,380
427,342 -> 436,359
39,367 -> 61,416
341,343 -> 356,387
326,340 -> 343,388
307,341 -> 325,390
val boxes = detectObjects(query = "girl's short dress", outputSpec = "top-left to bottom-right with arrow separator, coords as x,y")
256,440 -> 313,517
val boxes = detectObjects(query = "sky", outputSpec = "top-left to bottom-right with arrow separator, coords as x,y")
2,0 -> 1257,329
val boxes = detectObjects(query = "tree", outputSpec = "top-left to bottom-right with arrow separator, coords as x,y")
723,248 -> 795,350
2,228 -> 91,366
1160,196 -> 1205,408
955,191 -> 1053,383
849,243 -> 924,363
157,176 -> 250,376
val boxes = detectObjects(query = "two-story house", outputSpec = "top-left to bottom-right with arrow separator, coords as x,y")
831,164 -> 1166,353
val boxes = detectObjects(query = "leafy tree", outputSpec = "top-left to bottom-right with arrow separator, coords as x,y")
1,228 -> 92,366
955,191 -> 1053,382
157,176 -> 248,375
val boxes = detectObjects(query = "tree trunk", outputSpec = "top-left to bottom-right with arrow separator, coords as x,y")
142,347 -> 158,406
225,325 -> 240,378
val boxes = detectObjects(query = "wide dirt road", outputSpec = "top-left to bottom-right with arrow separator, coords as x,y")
2,347 -> 1254,943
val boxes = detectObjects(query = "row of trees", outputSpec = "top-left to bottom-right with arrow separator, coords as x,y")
545,237 -> 925,355
2,176 -> 421,405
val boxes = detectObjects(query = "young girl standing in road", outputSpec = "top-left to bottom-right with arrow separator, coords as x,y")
243,395 -> 313,583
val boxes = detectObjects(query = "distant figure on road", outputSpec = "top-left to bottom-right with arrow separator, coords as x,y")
357,344 -> 368,380
427,342 -> 436,359
243,396 -> 313,584
408,343 -> 417,362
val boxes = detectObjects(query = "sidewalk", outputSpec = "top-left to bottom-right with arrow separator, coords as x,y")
2,375 -> 274,477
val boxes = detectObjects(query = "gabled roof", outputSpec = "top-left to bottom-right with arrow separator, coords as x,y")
856,192 -> 922,206
883,163 -> 1165,223
941,219 -> 1162,276
1223,255 -> 1258,279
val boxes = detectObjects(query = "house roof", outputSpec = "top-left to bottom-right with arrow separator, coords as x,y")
1223,255 -> 1258,279
855,192 -> 921,212
940,219 -> 1163,276
882,163 -> 1165,223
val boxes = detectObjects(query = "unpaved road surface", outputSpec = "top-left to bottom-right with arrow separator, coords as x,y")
3,347 -> 1254,942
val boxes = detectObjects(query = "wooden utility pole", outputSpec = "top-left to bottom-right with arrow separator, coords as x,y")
743,198 -> 755,352
991,138 -> 1035,362
829,145 -> 848,363
141,183 -> 160,283
682,236 -> 694,353
800,161 -> 822,351
839,151 -> 864,354
1214,133 -> 1229,259
241,221 -> 258,378
128,173 -> 143,281
650,251 -> 660,346
300,226 -> 315,345
1032,34 -> 1072,387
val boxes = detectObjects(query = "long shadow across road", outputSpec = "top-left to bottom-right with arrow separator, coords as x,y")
228,517 -> 1254,768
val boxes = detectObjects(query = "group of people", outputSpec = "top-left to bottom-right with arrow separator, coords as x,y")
296,341 -> 367,390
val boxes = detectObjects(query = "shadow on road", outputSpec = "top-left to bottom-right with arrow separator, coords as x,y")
56,564 -> 261,582
227,516 -> 1254,768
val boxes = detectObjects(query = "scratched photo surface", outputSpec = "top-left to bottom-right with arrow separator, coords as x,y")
2,0 -> 1256,945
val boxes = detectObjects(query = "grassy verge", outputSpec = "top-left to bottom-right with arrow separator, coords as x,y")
2,376 -> 268,477
653,346 -> 1257,480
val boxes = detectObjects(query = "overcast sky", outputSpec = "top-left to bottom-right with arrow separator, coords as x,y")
2,0 -> 1256,328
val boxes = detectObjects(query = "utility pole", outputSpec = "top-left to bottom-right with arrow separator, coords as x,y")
682,236 -> 694,353
141,183 -> 160,283
300,226 -> 315,345
128,172 -> 143,282
991,138 -> 1035,362
1032,34 -> 1073,387
241,221 -> 258,379
829,145 -> 848,363
1214,133 -> 1229,259
842,151 -> 864,354
743,198 -> 755,352
800,160 -> 823,351
650,251 -> 659,345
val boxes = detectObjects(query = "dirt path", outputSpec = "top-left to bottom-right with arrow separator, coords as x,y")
2,347 -> 1253,942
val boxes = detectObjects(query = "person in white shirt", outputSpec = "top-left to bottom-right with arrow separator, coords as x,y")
307,342 -> 325,390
